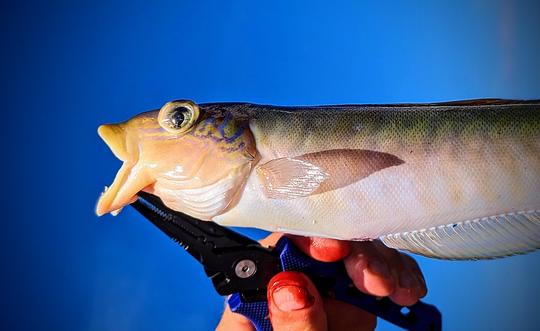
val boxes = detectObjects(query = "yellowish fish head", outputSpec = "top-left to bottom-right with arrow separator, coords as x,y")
96,100 -> 257,219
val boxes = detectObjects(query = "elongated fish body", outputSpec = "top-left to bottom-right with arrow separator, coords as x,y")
96,99 -> 540,259
214,101 -> 540,237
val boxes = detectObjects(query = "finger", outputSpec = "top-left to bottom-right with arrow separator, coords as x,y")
216,303 -> 255,331
259,232 -> 283,247
370,241 -> 427,306
215,233 -> 299,331
344,241 -> 397,297
268,271 -> 327,331
401,253 -> 427,298
324,298 -> 377,331
287,235 -> 351,262
388,253 -> 427,306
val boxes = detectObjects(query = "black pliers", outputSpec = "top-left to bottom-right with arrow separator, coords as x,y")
130,191 -> 442,331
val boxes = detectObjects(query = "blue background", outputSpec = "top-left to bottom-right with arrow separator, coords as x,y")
1,1 -> 539,330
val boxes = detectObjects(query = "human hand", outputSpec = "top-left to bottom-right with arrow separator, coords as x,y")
216,233 -> 427,331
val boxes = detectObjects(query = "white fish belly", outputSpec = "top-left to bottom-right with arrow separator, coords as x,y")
214,146 -> 540,240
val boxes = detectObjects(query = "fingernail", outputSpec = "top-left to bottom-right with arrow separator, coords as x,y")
272,285 -> 313,312
369,259 -> 391,279
415,273 -> 426,288
400,272 -> 419,289
415,274 -> 427,296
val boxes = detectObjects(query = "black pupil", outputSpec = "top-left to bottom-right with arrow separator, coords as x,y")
170,107 -> 188,128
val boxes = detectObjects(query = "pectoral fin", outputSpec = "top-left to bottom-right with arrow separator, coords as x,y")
257,149 -> 404,200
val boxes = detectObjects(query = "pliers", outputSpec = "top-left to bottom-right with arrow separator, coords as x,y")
130,191 -> 442,331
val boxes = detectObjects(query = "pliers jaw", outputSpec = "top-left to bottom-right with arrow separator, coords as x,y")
132,192 -> 280,299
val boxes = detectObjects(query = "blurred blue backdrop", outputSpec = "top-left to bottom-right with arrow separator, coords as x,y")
1,1 -> 539,330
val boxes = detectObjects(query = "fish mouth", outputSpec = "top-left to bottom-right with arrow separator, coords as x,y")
95,124 -> 154,216
95,162 -> 154,216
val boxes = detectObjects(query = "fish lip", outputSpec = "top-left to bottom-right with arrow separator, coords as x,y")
95,161 -> 153,216
96,162 -> 125,216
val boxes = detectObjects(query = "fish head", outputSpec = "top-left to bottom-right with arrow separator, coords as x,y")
96,100 -> 257,219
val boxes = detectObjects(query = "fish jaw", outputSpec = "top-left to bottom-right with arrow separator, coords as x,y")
95,161 -> 154,216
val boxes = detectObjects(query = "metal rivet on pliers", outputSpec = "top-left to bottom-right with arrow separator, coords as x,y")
234,259 -> 257,278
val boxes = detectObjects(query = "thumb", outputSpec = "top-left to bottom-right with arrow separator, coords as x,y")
267,271 -> 327,331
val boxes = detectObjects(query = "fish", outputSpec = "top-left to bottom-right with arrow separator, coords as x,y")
96,99 -> 540,260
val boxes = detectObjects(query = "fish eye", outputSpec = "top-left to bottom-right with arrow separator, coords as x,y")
158,100 -> 200,134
